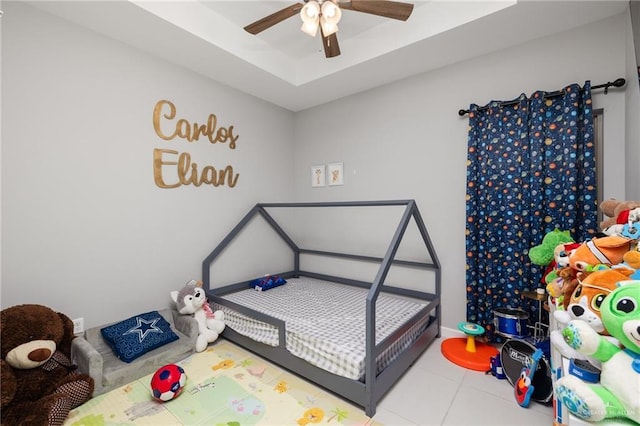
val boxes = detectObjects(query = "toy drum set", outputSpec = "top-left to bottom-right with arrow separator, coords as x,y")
492,306 -> 553,404
500,338 -> 553,404
493,307 -> 530,339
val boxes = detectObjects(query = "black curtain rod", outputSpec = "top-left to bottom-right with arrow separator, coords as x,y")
457,78 -> 626,117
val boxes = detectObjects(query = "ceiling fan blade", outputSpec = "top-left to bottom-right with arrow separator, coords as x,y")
244,2 -> 304,35
340,0 -> 414,21
321,30 -> 341,58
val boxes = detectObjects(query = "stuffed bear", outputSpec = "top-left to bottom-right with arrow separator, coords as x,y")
1,304 -> 94,426
599,199 -> 640,236
171,280 -> 225,352
555,281 -> 640,423
545,242 -> 581,308
546,266 -> 579,311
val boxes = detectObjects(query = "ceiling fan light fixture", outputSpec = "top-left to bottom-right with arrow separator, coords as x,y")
300,1 -> 321,37
301,1 -> 320,20
320,1 -> 341,36
246,0 -> 414,58
320,19 -> 339,37
321,1 -> 340,20
301,19 -> 319,37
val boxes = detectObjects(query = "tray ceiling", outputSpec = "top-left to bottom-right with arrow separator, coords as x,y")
26,1 -> 628,111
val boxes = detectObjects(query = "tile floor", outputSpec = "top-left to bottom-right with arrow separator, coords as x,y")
371,329 -> 554,426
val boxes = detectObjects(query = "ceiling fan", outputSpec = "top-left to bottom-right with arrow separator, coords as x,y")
244,0 -> 414,58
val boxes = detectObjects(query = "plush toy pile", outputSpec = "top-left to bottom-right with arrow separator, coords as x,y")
1,304 -> 94,426
532,199 -> 640,424
598,199 -> 640,238
555,282 -> 640,424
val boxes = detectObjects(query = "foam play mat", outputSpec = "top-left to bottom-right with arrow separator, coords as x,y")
64,339 -> 382,425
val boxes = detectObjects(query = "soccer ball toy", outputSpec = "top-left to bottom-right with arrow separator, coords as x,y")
150,364 -> 187,402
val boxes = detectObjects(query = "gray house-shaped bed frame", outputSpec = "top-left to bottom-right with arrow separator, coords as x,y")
202,200 -> 441,417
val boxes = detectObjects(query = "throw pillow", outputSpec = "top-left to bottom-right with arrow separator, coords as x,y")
101,310 -> 179,363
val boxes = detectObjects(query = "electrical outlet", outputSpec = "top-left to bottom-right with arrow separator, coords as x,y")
72,317 -> 84,335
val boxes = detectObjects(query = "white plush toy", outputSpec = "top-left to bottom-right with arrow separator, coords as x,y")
171,280 -> 225,352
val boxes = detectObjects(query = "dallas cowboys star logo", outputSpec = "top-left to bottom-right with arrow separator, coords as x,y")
123,316 -> 163,343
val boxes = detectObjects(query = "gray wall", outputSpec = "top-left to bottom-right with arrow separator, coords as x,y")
1,2 -> 294,327
2,3 -> 638,332
631,0 -> 640,70
626,1 -> 640,199
293,13 -> 635,329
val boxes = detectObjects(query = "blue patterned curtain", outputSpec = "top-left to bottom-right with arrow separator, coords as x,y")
465,81 -> 597,341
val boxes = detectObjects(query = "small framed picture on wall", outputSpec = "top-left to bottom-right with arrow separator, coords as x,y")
311,165 -> 326,187
327,162 -> 344,186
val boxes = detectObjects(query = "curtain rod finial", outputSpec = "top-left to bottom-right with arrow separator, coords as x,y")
612,78 -> 626,88
458,109 -> 468,116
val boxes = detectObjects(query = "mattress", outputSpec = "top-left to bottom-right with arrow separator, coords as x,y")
211,277 -> 430,380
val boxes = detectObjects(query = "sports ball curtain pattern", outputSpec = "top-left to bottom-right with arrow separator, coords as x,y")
465,81 -> 597,341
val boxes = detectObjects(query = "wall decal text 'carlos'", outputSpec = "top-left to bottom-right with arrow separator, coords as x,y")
152,100 -> 239,189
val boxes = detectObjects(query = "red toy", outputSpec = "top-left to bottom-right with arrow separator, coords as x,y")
440,322 -> 498,371
150,364 -> 186,402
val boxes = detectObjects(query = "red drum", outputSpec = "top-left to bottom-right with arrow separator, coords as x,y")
493,308 -> 530,338
500,338 -> 553,404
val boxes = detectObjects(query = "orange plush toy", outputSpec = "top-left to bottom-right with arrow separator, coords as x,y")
620,247 -> 640,279
623,249 -> 640,270
568,236 -> 632,272
559,268 -> 634,335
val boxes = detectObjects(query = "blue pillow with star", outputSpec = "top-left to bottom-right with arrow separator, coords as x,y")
100,310 -> 179,363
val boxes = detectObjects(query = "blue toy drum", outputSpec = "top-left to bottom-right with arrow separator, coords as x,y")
493,308 -> 529,338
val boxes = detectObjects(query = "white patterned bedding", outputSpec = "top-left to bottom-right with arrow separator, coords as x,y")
211,277 -> 430,380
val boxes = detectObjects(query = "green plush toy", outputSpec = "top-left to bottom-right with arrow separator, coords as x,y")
555,281 -> 640,423
528,229 -> 574,266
